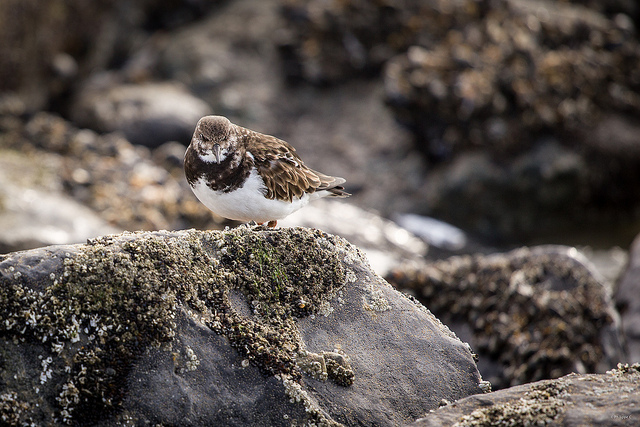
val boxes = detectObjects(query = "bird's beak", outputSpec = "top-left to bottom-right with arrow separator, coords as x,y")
212,143 -> 221,164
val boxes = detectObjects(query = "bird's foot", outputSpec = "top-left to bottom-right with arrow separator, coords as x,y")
254,220 -> 277,228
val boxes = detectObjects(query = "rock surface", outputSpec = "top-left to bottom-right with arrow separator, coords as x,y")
0,226 -> 484,426
616,233 -> 640,363
421,141 -> 592,242
388,245 -> 625,390
412,363 -> 640,427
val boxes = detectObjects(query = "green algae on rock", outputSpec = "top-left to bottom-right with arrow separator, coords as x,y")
0,226 -> 353,425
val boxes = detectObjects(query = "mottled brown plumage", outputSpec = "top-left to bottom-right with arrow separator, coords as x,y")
243,130 -> 346,201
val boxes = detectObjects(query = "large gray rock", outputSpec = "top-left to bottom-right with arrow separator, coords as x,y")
0,226 -> 484,426
412,363 -> 640,426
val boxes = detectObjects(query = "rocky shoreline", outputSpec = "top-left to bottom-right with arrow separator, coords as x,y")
2,0 -> 640,425
1,228 -> 639,425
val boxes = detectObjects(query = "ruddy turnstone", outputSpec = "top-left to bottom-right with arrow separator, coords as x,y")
184,115 -> 349,227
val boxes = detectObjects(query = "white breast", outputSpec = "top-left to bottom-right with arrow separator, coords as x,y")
190,168 -> 310,223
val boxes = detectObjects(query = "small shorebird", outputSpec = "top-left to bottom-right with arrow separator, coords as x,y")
184,115 -> 349,227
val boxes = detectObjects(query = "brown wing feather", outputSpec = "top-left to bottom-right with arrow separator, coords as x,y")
243,129 -> 334,202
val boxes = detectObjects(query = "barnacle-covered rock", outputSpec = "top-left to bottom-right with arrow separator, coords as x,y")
0,226 -> 484,426
412,363 -> 640,426
387,245 -> 625,390
383,0 -> 640,158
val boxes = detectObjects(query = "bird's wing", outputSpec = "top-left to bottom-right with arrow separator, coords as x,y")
243,131 -> 332,202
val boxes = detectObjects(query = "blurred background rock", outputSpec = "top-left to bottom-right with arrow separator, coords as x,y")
1,0 -> 640,388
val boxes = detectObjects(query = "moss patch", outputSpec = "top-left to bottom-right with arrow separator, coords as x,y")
0,226 -> 352,425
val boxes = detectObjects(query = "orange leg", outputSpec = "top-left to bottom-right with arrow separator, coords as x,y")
256,221 -> 278,227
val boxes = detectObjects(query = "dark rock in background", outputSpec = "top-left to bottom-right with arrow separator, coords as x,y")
278,0 -> 441,83
412,363 -> 640,426
0,0 -> 222,113
71,78 -> 211,147
422,140 -> 591,242
387,245 -> 625,389
385,0 -> 640,157
149,0 -> 285,122
382,0 -> 640,156
0,227 -> 484,426
382,0 -> 640,241
280,0 -> 640,88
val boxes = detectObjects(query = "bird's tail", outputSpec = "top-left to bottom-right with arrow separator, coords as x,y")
325,186 -> 350,198
312,172 -> 350,199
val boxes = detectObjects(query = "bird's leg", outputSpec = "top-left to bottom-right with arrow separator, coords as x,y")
254,221 -> 277,228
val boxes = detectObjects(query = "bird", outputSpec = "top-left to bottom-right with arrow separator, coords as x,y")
184,115 -> 349,227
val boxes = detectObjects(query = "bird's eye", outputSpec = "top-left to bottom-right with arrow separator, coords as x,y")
200,133 -> 208,142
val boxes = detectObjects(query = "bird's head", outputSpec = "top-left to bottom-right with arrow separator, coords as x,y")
191,115 -> 237,164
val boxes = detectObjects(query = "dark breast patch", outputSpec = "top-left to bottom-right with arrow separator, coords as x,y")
184,147 -> 252,193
